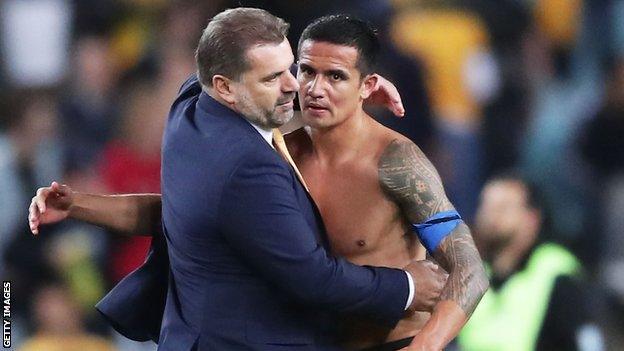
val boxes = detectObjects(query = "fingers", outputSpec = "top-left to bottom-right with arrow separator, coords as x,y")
389,91 -> 405,117
420,259 -> 440,271
51,181 -> 70,196
383,82 -> 405,117
28,199 -> 40,235
393,101 -> 405,117
434,263 -> 449,277
372,74 -> 405,117
34,187 -> 50,214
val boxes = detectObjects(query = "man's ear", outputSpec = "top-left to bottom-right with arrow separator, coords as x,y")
360,74 -> 378,100
212,75 -> 236,104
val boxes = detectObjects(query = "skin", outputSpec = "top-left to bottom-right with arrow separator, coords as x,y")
474,179 -> 541,279
377,142 -> 488,350
210,38 -> 298,129
28,38 -> 455,350
286,40 -> 488,350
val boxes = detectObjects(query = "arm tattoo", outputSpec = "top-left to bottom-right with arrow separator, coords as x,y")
433,223 -> 488,316
379,140 -> 488,316
378,140 -> 453,222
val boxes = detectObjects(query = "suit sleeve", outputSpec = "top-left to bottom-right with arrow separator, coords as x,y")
217,154 -> 409,326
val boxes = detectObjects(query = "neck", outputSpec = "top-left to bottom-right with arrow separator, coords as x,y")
206,88 -> 247,118
308,108 -> 368,164
207,88 -> 232,109
492,235 -> 535,278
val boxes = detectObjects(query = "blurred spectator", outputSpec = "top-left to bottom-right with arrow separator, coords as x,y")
533,0 -> 584,78
60,34 -> 121,177
19,282 -> 114,351
97,78 -> 163,284
464,0 -> 533,176
580,58 -> 624,346
520,0 -> 606,252
458,174 -> 604,351
0,91 -> 63,277
614,0 -> 624,56
45,227 -> 106,317
0,0 -> 72,88
349,0 -> 436,151
388,1 -> 500,221
581,59 -> 624,177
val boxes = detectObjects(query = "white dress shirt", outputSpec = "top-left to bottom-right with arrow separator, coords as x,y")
248,121 -> 274,147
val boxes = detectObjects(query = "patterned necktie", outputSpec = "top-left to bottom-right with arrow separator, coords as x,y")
272,129 -> 310,192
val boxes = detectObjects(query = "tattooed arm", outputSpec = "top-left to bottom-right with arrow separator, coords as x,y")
379,140 -> 489,351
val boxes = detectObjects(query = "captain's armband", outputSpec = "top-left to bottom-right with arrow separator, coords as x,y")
412,210 -> 462,253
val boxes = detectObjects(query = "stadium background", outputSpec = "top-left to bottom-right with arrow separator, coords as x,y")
0,0 -> 622,350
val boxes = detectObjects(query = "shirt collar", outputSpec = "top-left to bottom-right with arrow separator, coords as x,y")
247,121 -> 274,147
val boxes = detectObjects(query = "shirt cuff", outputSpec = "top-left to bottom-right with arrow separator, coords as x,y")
405,271 -> 415,310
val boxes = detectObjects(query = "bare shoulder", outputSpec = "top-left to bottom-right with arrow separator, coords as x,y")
377,136 -> 453,223
284,127 -> 312,160
366,116 -> 412,159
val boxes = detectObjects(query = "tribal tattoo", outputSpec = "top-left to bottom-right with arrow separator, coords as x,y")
378,140 -> 452,222
433,223 -> 488,316
378,140 -> 488,316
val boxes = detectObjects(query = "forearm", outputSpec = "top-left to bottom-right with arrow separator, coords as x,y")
377,140 -> 488,349
410,301 -> 466,350
70,193 -> 162,235
414,224 -> 488,349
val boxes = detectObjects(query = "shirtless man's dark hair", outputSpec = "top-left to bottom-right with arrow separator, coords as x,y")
298,14 -> 379,78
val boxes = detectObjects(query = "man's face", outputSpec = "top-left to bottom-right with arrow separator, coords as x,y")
234,38 -> 298,129
474,180 -> 532,251
297,40 -> 368,129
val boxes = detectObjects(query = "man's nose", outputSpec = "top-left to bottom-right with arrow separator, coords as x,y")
282,70 -> 299,92
307,75 -> 324,98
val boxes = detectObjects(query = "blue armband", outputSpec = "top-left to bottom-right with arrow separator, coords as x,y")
412,210 -> 462,253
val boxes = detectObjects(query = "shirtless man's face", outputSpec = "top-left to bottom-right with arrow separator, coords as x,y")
297,40 -> 376,129
234,38 -> 299,129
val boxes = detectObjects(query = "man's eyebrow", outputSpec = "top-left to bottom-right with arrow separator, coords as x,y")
299,63 -> 348,77
298,63 -> 315,72
261,70 -> 285,81
326,69 -> 349,78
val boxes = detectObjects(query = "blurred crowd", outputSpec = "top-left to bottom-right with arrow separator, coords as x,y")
0,0 -> 622,350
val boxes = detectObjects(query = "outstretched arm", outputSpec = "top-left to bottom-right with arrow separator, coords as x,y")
379,141 -> 489,351
29,181 -> 162,235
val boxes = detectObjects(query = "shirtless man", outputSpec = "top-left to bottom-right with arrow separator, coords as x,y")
30,15 -> 487,351
284,15 -> 487,350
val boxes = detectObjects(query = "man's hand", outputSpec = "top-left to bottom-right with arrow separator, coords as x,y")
404,260 -> 448,312
364,74 -> 405,117
29,181 -> 74,235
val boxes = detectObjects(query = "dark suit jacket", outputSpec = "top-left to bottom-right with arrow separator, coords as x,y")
97,75 -> 409,350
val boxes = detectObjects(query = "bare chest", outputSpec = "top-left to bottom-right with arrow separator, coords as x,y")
299,159 -> 422,266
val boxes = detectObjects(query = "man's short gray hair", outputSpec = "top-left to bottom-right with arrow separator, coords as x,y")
195,7 -> 289,87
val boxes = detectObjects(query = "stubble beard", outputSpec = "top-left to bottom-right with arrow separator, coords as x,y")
238,92 -> 294,129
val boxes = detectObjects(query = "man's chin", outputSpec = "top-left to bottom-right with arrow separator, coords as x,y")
267,110 -> 294,128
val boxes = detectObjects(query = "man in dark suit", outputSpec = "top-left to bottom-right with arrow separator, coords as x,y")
26,8 -> 445,350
